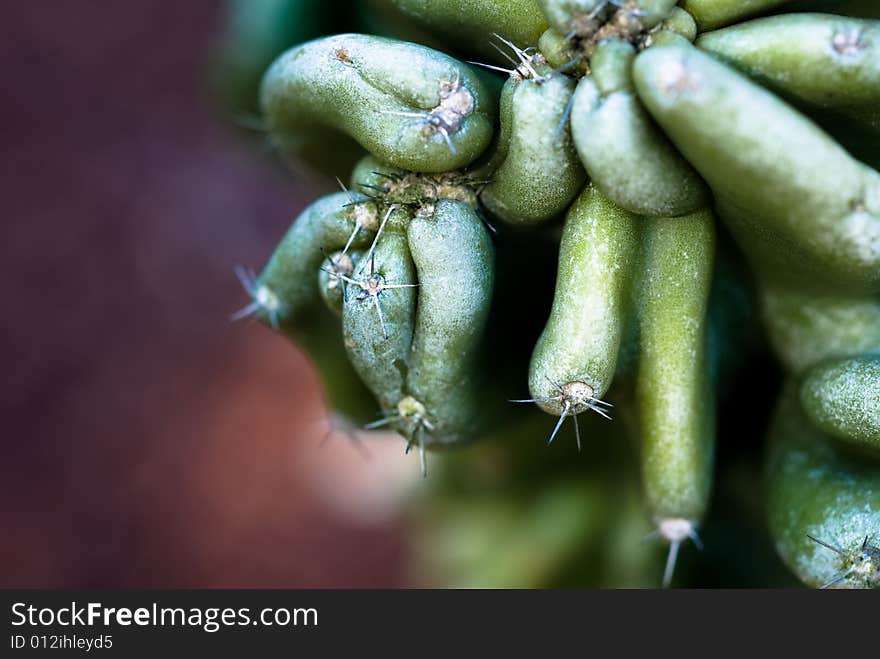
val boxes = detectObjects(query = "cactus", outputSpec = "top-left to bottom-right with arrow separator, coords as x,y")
215,0 -> 880,588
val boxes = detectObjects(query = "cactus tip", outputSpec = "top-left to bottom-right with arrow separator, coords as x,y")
231,265 -> 280,328
807,532 -> 880,589
656,518 -> 702,588
512,379 -> 613,449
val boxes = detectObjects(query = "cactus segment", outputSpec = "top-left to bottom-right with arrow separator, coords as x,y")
766,385 -> 880,589
635,208 -> 716,577
526,185 -> 638,444
242,192 -> 377,330
260,34 -> 497,173
634,41 -> 880,294
479,64 -> 586,225
570,41 -> 708,217
406,200 -> 495,447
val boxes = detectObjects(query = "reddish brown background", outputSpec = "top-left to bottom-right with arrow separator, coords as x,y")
1,1 -> 406,587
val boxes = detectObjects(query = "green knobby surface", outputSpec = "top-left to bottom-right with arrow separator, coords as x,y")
570,42 -> 707,218
634,41 -> 880,294
766,385 -> 880,589
697,14 -> 880,131
406,200 -> 494,445
529,185 -> 639,410
342,217 -> 417,412
256,191 -> 376,328
636,208 -> 715,524
480,70 -> 585,225
260,34 -> 497,173
800,356 -> 880,454
222,0 -> 880,589
760,282 -> 880,374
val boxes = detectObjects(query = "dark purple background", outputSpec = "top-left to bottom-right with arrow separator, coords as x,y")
1,1 -> 405,587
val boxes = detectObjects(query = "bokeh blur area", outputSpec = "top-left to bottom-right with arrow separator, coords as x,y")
1,1 -> 411,587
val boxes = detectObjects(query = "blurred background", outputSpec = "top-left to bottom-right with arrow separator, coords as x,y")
2,1 -> 799,588
1,0 -> 415,587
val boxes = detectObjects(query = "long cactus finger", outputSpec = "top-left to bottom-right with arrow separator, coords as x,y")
633,41 -> 880,294
342,209 -> 418,412
406,200 -> 495,448
526,185 -> 639,447
635,207 -> 716,586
